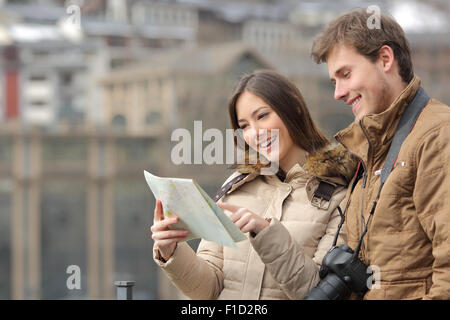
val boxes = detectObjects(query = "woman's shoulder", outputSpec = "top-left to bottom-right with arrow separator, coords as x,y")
304,143 -> 359,187
303,144 -> 357,210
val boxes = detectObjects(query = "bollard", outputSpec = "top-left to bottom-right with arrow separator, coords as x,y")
114,281 -> 135,300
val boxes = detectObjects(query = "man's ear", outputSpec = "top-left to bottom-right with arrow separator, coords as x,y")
378,45 -> 395,72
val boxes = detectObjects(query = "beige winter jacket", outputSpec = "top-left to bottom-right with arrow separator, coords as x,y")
153,146 -> 358,300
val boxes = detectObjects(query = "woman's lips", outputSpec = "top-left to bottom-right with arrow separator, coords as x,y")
259,135 -> 277,150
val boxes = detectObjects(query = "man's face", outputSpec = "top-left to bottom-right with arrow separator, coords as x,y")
327,43 -> 392,121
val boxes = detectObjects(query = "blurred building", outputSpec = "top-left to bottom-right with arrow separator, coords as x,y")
0,0 -> 449,300
100,41 -> 273,178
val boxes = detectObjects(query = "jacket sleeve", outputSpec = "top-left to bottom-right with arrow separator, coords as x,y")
413,123 -> 450,300
153,240 -> 224,299
249,188 -> 347,300
249,218 -> 320,299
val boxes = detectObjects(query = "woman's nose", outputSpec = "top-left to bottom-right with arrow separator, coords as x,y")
244,127 -> 258,146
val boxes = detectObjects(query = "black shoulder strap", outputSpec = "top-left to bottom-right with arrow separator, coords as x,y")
380,87 -> 430,185
213,173 -> 249,202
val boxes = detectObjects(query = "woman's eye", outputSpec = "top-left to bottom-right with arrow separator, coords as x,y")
257,112 -> 269,120
344,72 -> 350,78
239,124 -> 248,130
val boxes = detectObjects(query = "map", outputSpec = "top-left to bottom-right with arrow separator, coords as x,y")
144,170 -> 247,248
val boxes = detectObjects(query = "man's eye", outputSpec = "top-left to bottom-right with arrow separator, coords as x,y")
344,72 -> 350,78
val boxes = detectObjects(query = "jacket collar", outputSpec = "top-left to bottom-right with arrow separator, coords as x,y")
264,163 -> 311,187
226,143 -> 358,195
335,76 -> 421,163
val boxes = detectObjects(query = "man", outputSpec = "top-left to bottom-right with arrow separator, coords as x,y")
311,9 -> 449,299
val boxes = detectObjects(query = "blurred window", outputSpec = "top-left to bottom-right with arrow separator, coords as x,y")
60,72 -> 73,86
114,138 -> 157,165
42,138 -> 87,163
30,74 -> 46,81
0,137 -> 12,163
41,181 -> 87,299
30,101 -> 48,108
145,111 -> 162,126
0,179 -> 11,299
114,179 -> 158,299
106,36 -> 127,47
112,114 -> 126,128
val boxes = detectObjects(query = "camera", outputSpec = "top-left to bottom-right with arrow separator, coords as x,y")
304,245 -> 372,300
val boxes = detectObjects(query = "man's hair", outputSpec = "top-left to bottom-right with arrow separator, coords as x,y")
311,8 -> 414,83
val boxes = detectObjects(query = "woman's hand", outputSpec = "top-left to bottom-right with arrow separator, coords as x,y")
217,202 -> 269,235
150,200 -> 189,261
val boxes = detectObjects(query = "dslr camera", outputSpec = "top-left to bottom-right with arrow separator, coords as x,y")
304,244 -> 372,300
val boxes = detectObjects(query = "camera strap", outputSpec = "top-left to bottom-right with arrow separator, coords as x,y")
379,86 -> 430,185
332,161 -> 364,247
368,86 -> 430,214
333,87 -> 430,259
352,86 -> 430,258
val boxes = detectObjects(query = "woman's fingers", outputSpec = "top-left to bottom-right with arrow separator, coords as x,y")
229,208 -> 248,223
218,202 -> 248,223
152,229 -> 189,241
241,219 -> 259,234
217,201 -> 241,213
234,212 -> 252,229
154,200 -> 164,223
150,216 -> 179,233
232,211 -> 269,234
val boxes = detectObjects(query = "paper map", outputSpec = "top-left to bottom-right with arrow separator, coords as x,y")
144,170 -> 247,248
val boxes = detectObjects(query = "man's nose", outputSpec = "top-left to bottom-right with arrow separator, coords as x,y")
334,82 -> 348,101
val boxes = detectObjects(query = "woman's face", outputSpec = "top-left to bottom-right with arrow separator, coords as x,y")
235,91 -> 297,167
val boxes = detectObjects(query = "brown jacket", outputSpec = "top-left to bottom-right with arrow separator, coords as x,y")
335,76 -> 450,300
154,145 -> 357,299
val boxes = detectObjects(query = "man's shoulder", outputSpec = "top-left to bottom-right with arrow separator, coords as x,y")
421,98 -> 450,121
411,98 -> 450,136
402,98 -> 450,164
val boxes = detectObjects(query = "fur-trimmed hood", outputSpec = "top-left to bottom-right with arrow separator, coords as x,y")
232,144 -> 358,186
304,144 -> 359,185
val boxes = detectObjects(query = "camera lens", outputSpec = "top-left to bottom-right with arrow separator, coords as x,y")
304,273 -> 352,300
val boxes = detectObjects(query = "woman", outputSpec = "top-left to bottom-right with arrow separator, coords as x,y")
150,70 -> 358,299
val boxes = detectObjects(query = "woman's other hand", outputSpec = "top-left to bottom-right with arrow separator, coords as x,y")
150,200 -> 189,261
